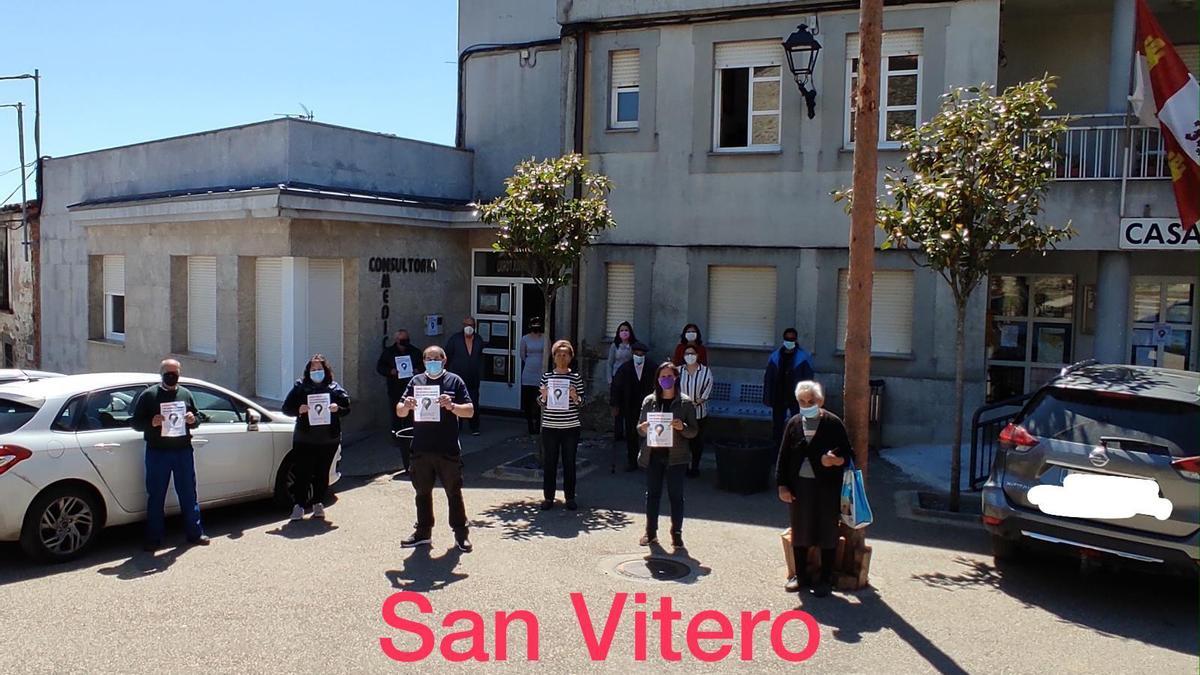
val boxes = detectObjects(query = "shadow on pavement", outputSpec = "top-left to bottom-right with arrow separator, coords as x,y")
96,546 -> 191,580
911,554 -> 1199,655
646,541 -> 712,584
800,587 -> 969,675
384,546 -> 467,593
476,499 -> 633,541
266,519 -> 340,539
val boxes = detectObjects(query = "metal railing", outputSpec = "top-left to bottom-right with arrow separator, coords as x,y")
1039,114 -> 1168,181
968,393 -> 1032,490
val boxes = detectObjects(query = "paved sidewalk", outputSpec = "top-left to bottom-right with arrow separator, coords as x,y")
339,415 -> 532,477
878,444 -> 972,494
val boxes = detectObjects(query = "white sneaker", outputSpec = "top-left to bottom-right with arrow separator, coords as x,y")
311,503 -> 326,519
289,505 -> 304,521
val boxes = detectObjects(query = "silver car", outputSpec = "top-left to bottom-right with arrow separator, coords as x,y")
982,364 -> 1199,574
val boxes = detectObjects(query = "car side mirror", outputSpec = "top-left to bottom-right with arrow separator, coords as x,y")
247,408 -> 261,430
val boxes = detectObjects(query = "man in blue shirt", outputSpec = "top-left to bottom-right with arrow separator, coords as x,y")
396,345 -> 476,552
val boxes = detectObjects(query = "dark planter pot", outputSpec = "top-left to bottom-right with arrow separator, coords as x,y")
713,438 -> 775,494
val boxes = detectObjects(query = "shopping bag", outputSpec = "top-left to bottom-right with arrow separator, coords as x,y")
840,458 -> 874,529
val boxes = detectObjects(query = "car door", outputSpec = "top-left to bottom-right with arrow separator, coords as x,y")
189,386 -> 275,500
76,384 -> 160,514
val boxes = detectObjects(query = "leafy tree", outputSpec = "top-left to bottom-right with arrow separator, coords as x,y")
477,154 -> 616,374
838,76 -> 1075,511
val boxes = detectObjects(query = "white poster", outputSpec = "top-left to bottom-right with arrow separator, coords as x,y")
646,412 -> 673,448
414,385 -> 442,423
160,401 -> 187,438
1153,322 -> 1171,347
307,393 -> 331,426
394,355 -> 413,379
546,378 -> 571,411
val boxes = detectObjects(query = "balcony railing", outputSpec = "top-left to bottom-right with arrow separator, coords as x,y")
1040,113 -> 1168,181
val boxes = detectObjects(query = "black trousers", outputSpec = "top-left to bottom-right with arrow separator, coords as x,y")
689,417 -> 709,471
542,427 -> 580,501
411,453 -> 469,537
772,404 -> 799,446
390,396 -> 413,470
460,384 -> 481,432
291,440 -> 338,507
521,385 -> 541,434
622,409 -> 640,467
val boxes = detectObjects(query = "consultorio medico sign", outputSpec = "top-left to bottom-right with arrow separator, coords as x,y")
370,256 -> 439,339
1119,218 -> 1200,250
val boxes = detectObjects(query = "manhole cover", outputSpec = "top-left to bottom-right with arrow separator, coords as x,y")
614,557 -> 692,581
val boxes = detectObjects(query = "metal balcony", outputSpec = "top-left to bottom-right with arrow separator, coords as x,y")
1040,114 -> 1168,181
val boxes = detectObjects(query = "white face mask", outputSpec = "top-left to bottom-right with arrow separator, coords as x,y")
464,326 -> 475,336
685,331 -> 698,342
684,354 -> 698,365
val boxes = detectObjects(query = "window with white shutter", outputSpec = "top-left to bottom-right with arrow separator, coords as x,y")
1178,44 -> 1199,78
610,50 -> 640,129
103,255 -> 125,341
187,256 -> 217,355
604,263 -> 635,338
255,258 -> 284,399
836,269 -> 914,355
713,40 -> 784,151
307,259 -> 344,371
846,29 -> 923,148
708,266 -> 777,346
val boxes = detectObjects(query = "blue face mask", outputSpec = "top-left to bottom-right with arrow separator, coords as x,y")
799,405 -> 820,418
783,340 -> 797,351
425,361 -> 444,377
310,369 -> 326,383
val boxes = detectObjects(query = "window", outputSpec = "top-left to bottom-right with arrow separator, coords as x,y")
1178,44 -> 1199,78
610,50 -> 640,129
836,269 -> 915,355
256,258 -> 284,399
985,274 -> 1075,402
846,30 -> 923,148
103,255 -> 126,341
78,387 -> 143,432
307,259 -> 344,372
604,263 -> 635,338
1021,387 -> 1198,458
191,387 -> 245,424
714,40 -> 783,151
0,227 -> 9,311
0,397 -> 40,435
708,266 -> 777,346
187,256 -> 217,355
1130,279 -> 1195,370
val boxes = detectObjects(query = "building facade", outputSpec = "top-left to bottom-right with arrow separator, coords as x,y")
0,201 -> 39,368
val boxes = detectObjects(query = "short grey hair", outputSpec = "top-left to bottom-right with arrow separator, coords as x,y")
794,380 -> 824,404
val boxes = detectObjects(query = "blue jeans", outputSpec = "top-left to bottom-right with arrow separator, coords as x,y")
145,446 -> 203,544
645,452 -> 686,535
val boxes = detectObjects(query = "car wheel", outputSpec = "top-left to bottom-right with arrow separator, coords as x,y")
20,484 -> 103,563
991,534 -> 1022,565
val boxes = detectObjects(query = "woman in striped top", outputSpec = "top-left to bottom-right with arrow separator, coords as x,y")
538,339 -> 586,510
678,344 -> 714,477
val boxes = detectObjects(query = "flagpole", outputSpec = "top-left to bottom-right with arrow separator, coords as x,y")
1119,0 -> 1138,218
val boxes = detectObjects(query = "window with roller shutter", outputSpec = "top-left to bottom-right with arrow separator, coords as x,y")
708,266 -> 777,347
103,255 -> 125,341
836,269 -> 914,355
713,40 -> 784,151
187,256 -> 217,355
610,50 -> 640,129
604,263 -> 635,338
846,29 -> 923,148
1178,44 -> 1198,78
255,258 -> 284,400
307,259 -> 344,372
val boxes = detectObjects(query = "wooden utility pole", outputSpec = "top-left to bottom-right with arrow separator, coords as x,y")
837,0 -> 883,591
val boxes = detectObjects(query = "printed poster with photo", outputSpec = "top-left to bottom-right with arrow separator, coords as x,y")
414,385 -> 441,423
546,378 -> 571,411
646,412 -> 673,448
394,355 -> 413,379
160,401 -> 187,438
307,393 -> 331,426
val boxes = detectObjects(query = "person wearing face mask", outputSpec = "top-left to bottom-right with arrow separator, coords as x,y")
282,354 -> 352,521
636,362 -> 698,549
445,316 -> 484,435
396,345 -> 476,552
776,380 -> 849,598
130,358 -> 207,551
763,327 -> 815,446
607,321 -> 637,441
610,341 -> 656,472
672,324 -> 709,366
376,329 -> 424,474
677,345 -> 714,478
519,318 -> 546,436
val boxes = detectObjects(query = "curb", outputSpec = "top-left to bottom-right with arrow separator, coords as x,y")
893,490 -> 984,529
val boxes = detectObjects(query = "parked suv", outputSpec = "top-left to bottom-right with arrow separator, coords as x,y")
982,364 -> 1199,574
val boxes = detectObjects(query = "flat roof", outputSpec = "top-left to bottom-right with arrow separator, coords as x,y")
69,181 -> 477,212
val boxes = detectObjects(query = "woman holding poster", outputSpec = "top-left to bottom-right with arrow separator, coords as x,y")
537,339 -> 585,510
636,362 -> 698,549
282,354 -> 352,522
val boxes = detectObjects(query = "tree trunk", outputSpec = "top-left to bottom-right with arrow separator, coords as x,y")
836,0 -> 883,592
949,299 -> 967,512
540,283 -> 555,376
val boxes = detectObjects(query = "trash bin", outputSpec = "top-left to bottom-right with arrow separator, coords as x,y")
713,438 -> 774,494
868,379 -> 885,451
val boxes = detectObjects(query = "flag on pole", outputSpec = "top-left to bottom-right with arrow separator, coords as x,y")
1129,0 -> 1200,229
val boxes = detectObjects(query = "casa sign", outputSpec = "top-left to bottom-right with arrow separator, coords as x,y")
1119,218 -> 1200,250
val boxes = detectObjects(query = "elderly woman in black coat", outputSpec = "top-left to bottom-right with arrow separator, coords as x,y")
776,380 -> 850,598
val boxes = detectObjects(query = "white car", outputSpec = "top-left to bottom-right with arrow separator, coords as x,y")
0,373 -> 341,562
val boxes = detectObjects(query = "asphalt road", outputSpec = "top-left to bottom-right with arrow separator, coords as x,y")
1,432 -> 1196,674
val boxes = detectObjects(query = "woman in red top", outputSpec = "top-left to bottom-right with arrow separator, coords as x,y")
672,323 -> 708,366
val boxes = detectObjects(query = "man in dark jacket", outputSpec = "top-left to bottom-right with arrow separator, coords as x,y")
376,328 -> 423,472
445,316 -> 484,435
763,328 -> 815,446
610,342 -> 655,472
130,358 -> 208,551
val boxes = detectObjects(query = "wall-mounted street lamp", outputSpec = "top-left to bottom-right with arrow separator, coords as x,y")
782,23 -> 822,119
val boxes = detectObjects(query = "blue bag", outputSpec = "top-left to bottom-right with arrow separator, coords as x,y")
840,458 -> 874,529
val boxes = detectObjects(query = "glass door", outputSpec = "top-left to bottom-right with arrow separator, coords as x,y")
985,274 -> 1076,401
474,281 -> 521,410
1130,279 -> 1196,370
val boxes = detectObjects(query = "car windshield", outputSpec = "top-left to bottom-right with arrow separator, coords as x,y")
0,398 -> 41,435
1021,387 -> 1200,457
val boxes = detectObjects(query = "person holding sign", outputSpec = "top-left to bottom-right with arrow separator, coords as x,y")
636,362 -> 698,550
537,339 -> 585,510
130,359 -> 206,551
376,329 -> 423,474
775,380 -> 849,599
396,345 -> 475,553
282,355 -> 352,521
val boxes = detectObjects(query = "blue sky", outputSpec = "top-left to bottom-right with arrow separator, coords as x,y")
0,0 -> 460,205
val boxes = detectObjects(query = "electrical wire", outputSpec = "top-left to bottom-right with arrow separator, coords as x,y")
0,161 -> 35,178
